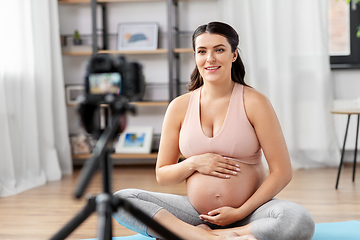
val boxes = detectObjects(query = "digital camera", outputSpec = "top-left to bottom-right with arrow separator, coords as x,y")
78,54 -> 144,138
84,53 -> 145,102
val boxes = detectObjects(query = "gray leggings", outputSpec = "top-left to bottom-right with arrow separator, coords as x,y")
113,189 -> 315,240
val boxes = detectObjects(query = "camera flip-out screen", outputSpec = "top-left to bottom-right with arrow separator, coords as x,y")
89,72 -> 122,95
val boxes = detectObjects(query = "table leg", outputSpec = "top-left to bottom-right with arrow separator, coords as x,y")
353,115 -> 359,182
336,114 -> 351,189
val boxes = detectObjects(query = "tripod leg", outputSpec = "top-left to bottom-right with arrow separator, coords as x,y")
353,115 -> 359,182
50,196 -> 96,240
112,196 -> 182,240
96,193 -> 112,240
96,147 -> 114,240
336,114 -> 351,189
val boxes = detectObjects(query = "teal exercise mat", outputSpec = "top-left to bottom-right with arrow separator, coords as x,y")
82,234 -> 154,240
82,221 -> 360,240
312,220 -> 360,240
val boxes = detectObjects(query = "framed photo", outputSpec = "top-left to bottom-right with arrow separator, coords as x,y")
66,84 -> 85,105
117,22 -> 159,51
115,126 -> 154,154
70,134 -> 92,155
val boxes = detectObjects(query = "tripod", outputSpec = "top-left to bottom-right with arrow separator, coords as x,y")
50,101 -> 181,240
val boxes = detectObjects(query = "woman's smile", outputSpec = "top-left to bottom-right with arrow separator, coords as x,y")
205,65 -> 221,72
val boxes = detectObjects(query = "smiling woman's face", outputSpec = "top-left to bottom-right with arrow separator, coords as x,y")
194,32 -> 237,84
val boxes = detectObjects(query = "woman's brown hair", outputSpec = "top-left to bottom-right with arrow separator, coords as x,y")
187,21 -> 249,91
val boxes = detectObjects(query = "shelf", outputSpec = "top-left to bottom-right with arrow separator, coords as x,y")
131,101 -> 169,106
72,153 -> 185,160
73,153 -> 157,159
99,0 -> 163,2
72,152 -> 159,166
58,0 -> 164,4
62,48 -> 193,55
99,49 -> 168,54
58,0 -> 92,3
174,48 -> 193,53
62,51 -> 92,56
59,0 -> 207,4
113,153 -> 159,159
67,101 -> 169,107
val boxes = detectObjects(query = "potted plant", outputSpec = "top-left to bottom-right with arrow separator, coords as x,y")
73,30 -> 83,45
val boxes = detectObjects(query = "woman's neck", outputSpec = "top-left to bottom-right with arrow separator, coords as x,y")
201,80 -> 235,100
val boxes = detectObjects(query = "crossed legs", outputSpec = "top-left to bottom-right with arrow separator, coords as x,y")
113,189 -> 315,240
150,209 -> 256,240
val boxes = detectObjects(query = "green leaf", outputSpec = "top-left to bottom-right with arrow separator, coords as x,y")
344,0 -> 360,4
73,30 -> 81,40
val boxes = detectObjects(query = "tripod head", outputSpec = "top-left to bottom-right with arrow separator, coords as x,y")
77,95 -> 136,140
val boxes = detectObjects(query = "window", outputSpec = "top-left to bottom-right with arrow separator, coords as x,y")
329,0 -> 360,68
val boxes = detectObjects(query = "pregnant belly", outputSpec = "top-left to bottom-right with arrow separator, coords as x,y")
186,162 -> 266,214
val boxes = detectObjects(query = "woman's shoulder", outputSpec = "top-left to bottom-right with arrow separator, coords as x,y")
168,91 -> 192,110
243,86 -> 275,124
243,86 -> 271,107
165,91 -> 192,122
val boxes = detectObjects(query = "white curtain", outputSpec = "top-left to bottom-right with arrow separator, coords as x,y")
220,0 -> 340,168
0,0 -> 72,197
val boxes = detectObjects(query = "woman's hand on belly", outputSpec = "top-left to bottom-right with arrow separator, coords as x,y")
189,153 -> 241,178
186,161 -> 267,217
199,206 -> 241,226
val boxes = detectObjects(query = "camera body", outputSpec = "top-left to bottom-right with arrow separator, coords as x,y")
78,54 -> 144,138
84,53 -> 145,102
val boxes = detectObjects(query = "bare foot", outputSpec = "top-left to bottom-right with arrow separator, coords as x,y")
196,224 -> 212,231
196,224 -> 257,240
234,235 -> 257,240
220,233 -> 257,240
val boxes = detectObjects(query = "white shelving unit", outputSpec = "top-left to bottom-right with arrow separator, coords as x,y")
58,0 -> 198,163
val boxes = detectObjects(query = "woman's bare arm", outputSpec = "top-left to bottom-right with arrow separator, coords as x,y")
156,94 -> 199,186
236,87 -> 292,218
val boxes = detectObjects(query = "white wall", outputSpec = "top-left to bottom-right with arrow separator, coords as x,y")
332,69 -> 360,100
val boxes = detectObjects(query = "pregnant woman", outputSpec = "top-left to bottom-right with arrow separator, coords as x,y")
113,21 -> 315,240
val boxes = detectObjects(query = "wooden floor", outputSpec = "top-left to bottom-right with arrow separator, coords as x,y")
0,165 -> 359,240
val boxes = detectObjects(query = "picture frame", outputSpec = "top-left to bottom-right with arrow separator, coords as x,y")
115,126 -> 154,154
70,134 -> 92,155
117,22 -> 159,51
65,84 -> 85,105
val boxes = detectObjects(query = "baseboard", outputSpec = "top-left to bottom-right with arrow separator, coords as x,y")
344,162 -> 360,167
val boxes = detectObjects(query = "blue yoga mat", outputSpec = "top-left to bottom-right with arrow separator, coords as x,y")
83,221 -> 360,240
83,234 -> 154,240
312,221 -> 360,240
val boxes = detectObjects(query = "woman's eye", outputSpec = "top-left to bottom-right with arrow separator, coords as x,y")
216,48 -> 224,52
198,50 -> 206,54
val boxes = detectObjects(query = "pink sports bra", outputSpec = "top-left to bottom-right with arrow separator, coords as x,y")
179,83 -> 262,164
